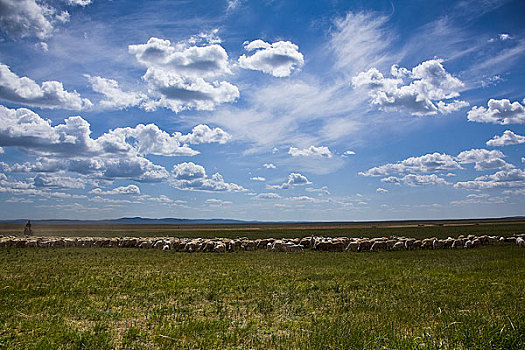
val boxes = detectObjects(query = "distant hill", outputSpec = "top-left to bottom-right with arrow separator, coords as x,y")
0,217 -> 251,225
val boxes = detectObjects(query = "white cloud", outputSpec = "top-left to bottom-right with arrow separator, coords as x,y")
238,40 -> 304,77
145,194 -> 184,205
486,130 -> 525,147
267,172 -> 311,190
0,106 -> 243,182
263,163 -> 276,169
0,106 -> 198,158
0,146 -> 3,154
172,162 -> 206,180
38,42 -> 49,52
86,75 -> 146,109
0,172 -> 88,199
454,168 -> 525,190
499,33 -> 511,41
33,174 -> 85,189
174,124 -> 231,144
503,188 -> 525,196
90,185 -> 140,195
129,37 -> 239,113
0,0 -> 54,39
67,0 -> 93,6
226,0 -> 242,11
288,145 -> 333,158
376,187 -> 388,193
352,59 -> 467,116
305,186 -> 330,195
329,12 -> 393,76
382,174 -> 450,186
250,176 -> 265,181
456,148 -> 513,171
0,63 -> 92,110
170,162 -> 245,192
285,195 -> 328,204
253,192 -> 281,200
467,99 -> 525,124
205,198 -> 232,206
359,152 -> 461,176
100,123 -> 200,157
343,150 -> 356,156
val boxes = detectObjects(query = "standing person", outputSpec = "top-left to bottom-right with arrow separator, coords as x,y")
24,220 -> 32,237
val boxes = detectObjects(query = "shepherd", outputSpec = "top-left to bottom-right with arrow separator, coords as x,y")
24,220 -> 32,237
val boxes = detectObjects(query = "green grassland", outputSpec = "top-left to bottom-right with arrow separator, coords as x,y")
1,246 -> 524,349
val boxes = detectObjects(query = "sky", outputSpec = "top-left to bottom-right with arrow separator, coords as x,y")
0,0 -> 524,221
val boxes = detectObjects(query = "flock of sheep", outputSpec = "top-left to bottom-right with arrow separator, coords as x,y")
1,234 -> 524,252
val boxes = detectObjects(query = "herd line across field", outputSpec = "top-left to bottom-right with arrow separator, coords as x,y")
1,234 -> 524,252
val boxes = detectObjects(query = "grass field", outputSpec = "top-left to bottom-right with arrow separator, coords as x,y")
1,246 -> 524,349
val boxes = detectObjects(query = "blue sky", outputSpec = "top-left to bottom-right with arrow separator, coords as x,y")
0,0 -> 524,221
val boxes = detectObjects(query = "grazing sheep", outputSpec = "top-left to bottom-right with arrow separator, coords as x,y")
370,241 -> 388,252
357,239 -> 373,252
517,237 -> 525,248
421,238 -> 435,249
313,240 -> 345,252
433,239 -> 445,250
392,241 -> 405,251
214,243 -> 227,253
345,241 -> 359,252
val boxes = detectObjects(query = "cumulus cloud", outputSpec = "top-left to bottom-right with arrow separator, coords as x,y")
467,99 -> 525,124
263,163 -> 276,169
90,185 -> 141,195
454,168 -> 525,190
238,40 -> 304,77
456,148 -> 513,171
33,174 -> 85,189
205,198 -> 232,206
267,172 -> 311,190
67,0 -> 93,6
174,124 -> 231,144
382,174 -> 450,186
376,187 -> 388,193
0,106 -> 198,158
0,172 -> 88,199
86,75 -> 146,109
359,152 -> 462,176
343,150 -> 356,156
253,192 -> 281,200
0,106 -> 238,182
129,36 -> 239,113
250,176 -> 265,181
305,186 -> 330,195
352,59 -> 468,116
288,145 -> 333,158
285,195 -> 328,204
170,162 -> 245,192
486,130 -> 525,147
0,0 -> 56,39
0,63 -> 92,110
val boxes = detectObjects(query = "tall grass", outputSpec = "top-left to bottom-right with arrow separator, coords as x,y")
1,246 -> 524,349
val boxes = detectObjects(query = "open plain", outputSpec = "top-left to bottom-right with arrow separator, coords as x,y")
1,219 -> 524,349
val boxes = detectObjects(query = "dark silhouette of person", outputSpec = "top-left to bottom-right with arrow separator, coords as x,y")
24,220 -> 32,237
